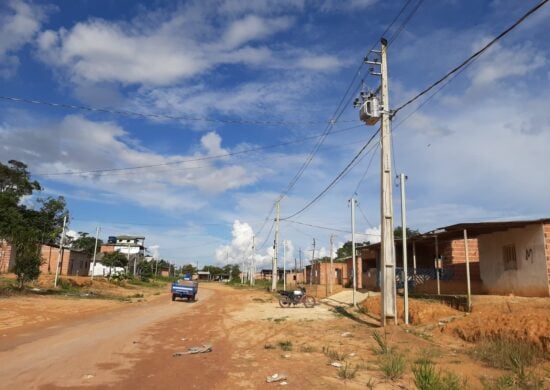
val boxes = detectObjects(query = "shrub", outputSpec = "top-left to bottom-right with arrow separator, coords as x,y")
378,350 -> 406,380
278,340 -> 293,351
338,361 -> 358,380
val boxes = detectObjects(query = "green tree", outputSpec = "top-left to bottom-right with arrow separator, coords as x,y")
138,260 -> 153,281
101,251 -> 128,270
73,233 -> 103,258
394,226 -> 421,239
0,160 -> 68,287
337,241 -> 353,258
180,263 -> 197,275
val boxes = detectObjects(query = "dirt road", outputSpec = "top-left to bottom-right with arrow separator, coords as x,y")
1,283 -> 522,389
0,287 -> 215,389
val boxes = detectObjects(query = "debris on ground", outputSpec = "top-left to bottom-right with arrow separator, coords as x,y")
341,331 -> 352,337
173,343 -> 212,357
266,373 -> 287,383
330,362 -> 343,368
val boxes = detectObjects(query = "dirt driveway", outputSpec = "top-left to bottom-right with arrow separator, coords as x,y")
0,283 -> 520,389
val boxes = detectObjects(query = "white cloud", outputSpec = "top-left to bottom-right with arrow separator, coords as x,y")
0,0 -> 51,77
320,0 -> 378,12
0,114 -> 269,209
223,15 -> 292,49
363,225 -> 381,244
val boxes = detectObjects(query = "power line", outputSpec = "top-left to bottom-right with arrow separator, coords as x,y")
352,142 -> 379,195
357,202 -> 375,229
284,219 -> 380,236
0,95 -> 358,127
35,123 -> 363,177
388,0 -> 425,45
393,0 -> 548,115
282,127 -> 381,220
258,219 -> 276,252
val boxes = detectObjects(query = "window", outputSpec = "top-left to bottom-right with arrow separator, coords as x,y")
502,244 -> 517,270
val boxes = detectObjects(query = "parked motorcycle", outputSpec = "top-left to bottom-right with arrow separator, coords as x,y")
278,287 -> 315,308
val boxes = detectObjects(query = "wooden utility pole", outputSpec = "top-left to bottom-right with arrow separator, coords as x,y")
272,200 -> 280,292
54,214 -> 67,287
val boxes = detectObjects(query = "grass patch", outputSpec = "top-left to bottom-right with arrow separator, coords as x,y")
372,330 -> 406,381
273,317 -> 287,323
413,355 -> 467,390
480,372 -> 544,390
472,338 -> 545,372
322,345 -> 346,361
278,340 -> 293,351
378,350 -> 406,381
338,361 -> 358,380
264,343 -> 276,350
372,330 -> 390,354
300,344 -> 316,353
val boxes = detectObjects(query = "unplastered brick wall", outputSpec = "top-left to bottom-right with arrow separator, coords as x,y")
0,240 -> 16,273
441,238 -> 481,281
544,223 -> 550,287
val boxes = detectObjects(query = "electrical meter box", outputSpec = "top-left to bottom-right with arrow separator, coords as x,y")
359,95 -> 381,125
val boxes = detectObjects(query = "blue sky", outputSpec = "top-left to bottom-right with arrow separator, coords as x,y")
1,0 -> 549,267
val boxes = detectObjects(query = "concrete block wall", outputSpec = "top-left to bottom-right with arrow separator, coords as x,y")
40,245 -> 90,276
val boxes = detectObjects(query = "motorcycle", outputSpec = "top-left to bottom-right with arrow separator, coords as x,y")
278,287 -> 315,308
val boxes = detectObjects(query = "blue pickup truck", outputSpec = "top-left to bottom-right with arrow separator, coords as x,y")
171,274 -> 198,301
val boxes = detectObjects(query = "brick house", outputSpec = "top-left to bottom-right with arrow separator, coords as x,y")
0,239 -> 16,273
391,218 -> 550,297
0,241 -> 90,276
40,244 -> 91,276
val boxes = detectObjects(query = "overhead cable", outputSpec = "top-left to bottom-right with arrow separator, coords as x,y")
0,95 -> 358,127
281,127 -> 381,220
393,0 -> 548,115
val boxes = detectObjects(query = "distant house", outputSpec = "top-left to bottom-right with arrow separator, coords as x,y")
101,235 -> 146,258
40,244 -> 90,276
0,241 -> 90,276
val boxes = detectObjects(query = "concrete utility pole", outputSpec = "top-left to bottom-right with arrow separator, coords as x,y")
435,236 -> 440,295
54,214 -> 67,287
283,240 -> 287,291
350,198 -> 357,308
299,248 -> 302,271
379,38 -> 397,324
358,38 -> 397,325
90,226 -> 100,281
399,174 -> 409,325
272,200 -> 280,292
250,235 -> 255,286
309,238 -> 315,288
463,229 -> 472,311
329,234 -> 334,295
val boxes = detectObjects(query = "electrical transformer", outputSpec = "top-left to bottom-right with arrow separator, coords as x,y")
359,95 -> 381,126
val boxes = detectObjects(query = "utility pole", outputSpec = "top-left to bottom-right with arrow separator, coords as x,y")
399,174 -> 409,325
90,226 -> 100,281
356,38 -> 396,325
329,233 -> 334,295
54,214 -> 67,287
309,238 -> 315,288
250,235 -> 255,286
350,198 -> 357,307
299,248 -> 302,271
272,200 -> 280,292
283,240 -> 286,291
